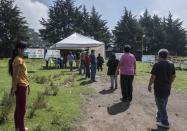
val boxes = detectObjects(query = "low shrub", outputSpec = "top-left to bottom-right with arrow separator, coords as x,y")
28,92 -> 47,119
0,92 -> 15,124
35,76 -> 48,84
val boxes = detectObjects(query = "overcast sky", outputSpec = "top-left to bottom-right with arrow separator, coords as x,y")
14,0 -> 187,32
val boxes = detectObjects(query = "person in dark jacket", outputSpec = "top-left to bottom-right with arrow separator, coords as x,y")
90,50 -> 97,82
79,53 -> 85,75
97,53 -> 104,72
148,49 -> 176,129
107,53 -> 119,89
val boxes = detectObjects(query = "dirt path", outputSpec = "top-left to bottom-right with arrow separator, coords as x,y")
75,75 -> 187,131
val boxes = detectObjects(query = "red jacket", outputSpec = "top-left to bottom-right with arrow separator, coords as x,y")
84,55 -> 91,65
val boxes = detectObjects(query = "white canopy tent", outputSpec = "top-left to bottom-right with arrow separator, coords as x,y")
50,33 -> 104,50
50,33 -> 105,58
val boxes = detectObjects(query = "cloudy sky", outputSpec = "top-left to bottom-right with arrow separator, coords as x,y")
14,0 -> 187,32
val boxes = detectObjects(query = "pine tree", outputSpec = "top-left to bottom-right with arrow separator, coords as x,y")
81,5 -> 90,36
139,9 -> 154,54
0,0 -> 28,57
39,0 -> 77,44
149,14 -> 165,53
164,12 -> 187,55
113,8 -> 142,52
89,6 -> 111,45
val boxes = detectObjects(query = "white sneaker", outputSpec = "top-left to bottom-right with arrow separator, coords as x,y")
16,127 -> 28,131
157,122 -> 169,129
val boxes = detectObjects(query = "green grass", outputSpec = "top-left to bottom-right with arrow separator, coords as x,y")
0,59 -> 94,131
0,58 -> 187,130
135,61 -> 187,92
101,60 -> 187,92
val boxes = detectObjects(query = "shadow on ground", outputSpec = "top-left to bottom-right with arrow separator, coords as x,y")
28,71 -> 36,73
80,80 -> 93,85
147,127 -> 169,131
99,88 -> 116,95
107,101 -> 130,115
77,77 -> 87,81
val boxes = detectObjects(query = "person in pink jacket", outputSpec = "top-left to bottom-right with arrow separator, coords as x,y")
116,45 -> 136,102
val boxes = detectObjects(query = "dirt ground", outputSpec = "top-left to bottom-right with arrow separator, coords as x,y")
74,75 -> 187,131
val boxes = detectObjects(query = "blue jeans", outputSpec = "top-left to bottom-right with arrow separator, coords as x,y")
110,75 -> 118,88
155,96 -> 169,125
79,64 -> 85,74
91,64 -> 96,81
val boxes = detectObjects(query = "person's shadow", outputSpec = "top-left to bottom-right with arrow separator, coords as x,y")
99,88 -> 116,95
148,127 -> 169,131
77,77 -> 87,81
80,80 -> 93,85
107,101 -> 130,115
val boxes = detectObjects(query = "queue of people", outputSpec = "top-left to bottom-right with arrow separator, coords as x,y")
8,41 -> 176,130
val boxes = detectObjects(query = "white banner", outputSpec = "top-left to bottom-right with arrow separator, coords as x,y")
142,55 -> 155,63
115,53 -> 124,60
25,48 -> 44,58
45,50 -> 61,58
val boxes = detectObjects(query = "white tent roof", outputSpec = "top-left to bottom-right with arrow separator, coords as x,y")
50,33 -> 104,50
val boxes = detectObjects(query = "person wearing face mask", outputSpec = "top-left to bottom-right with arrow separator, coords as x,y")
8,40 -> 29,131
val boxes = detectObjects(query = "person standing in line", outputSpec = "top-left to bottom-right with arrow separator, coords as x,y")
116,45 -> 136,102
67,51 -> 74,72
90,50 -> 97,82
60,56 -> 64,69
9,41 -> 30,131
44,50 -> 49,69
84,52 -> 91,78
107,53 -> 119,89
79,53 -> 85,75
148,49 -> 176,129
63,53 -> 67,68
75,51 -> 80,68
97,53 -> 104,72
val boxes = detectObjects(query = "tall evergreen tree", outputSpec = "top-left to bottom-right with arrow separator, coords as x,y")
139,9 -> 154,53
164,12 -> 187,55
113,8 -> 142,52
40,1 -> 111,46
39,0 -> 76,44
72,6 -> 84,34
81,5 -> 90,36
0,0 -> 28,57
89,6 -> 111,46
148,14 -> 165,53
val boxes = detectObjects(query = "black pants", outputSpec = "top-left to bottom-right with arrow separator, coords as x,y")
120,75 -> 134,101
97,64 -> 103,72
85,64 -> 90,78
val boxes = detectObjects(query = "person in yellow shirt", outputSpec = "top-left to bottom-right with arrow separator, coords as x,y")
8,41 -> 29,131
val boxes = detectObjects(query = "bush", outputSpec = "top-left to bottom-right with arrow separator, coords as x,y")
43,86 -> 51,96
28,92 -> 47,119
52,85 -> 59,96
51,113 -> 62,126
43,83 -> 59,96
33,124 -> 43,131
35,76 -> 48,84
0,92 -> 15,124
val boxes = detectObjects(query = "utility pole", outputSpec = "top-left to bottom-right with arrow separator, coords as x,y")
142,34 -> 146,56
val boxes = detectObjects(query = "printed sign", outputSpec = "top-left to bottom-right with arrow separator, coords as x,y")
115,53 -> 124,60
45,50 -> 61,58
142,55 -> 155,63
25,48 -> 44,58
